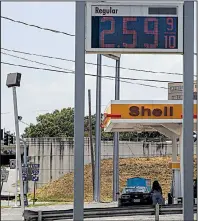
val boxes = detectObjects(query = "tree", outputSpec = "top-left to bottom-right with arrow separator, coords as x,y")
24,108 -> 74,137
23,108 -> 166,141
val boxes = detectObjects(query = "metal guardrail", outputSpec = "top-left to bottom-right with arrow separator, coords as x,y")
24,204 -> 197,221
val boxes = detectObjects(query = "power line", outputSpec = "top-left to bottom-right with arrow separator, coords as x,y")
1,52 -> 169,88
1,51 -> 74,73
19,120 -> 30,127
1,47 -> 183,76
1,60 -> 172,84
1,16 -> 75,37
2,51 -> 171,86
1,107 -> 108,115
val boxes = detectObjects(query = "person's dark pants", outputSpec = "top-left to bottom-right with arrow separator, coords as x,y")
152,192 -> 163,205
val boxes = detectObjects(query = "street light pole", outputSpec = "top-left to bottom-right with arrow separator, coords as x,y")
14,116 -> 18,207
6,73 -> 25,218
12,87 -> 25,213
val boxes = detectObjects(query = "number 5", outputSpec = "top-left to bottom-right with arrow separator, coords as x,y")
123,17 -> 137,48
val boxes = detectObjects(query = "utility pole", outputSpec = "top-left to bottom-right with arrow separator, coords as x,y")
88,89 -> 95,199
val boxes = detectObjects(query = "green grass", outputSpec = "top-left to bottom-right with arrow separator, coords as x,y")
1,206 -> 11,208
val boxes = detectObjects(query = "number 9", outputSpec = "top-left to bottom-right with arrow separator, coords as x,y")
144,18 -> 158,48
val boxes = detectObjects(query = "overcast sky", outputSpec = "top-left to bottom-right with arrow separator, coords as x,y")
2,2 -> 194,134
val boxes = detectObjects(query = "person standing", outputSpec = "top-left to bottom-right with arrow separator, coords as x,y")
151,180 -> 164,205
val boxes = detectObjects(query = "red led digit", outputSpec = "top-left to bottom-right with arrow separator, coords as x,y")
165,36 -> 168,48
100,17 -> 115,48
165,35 -> 176,49
169,36 -> 176,48
144,18 -> 158,48
123,17 -> 137,48
166,17 -> 174,31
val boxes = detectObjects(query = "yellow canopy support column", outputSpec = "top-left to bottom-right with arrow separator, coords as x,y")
170,135 -> 181,203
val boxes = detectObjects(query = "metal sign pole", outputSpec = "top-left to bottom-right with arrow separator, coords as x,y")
23,140 -> 28,195
0,182 -> 3,193
12,86 -> 25,215
183,1 -> 194,220
113,58 -> 120,201
94,54 -> 102,202
73,1 -> 86,221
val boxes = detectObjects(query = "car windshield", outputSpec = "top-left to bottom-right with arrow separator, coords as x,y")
122,186 -> 147,193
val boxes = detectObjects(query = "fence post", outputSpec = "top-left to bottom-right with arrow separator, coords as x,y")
155,203 -> 160,221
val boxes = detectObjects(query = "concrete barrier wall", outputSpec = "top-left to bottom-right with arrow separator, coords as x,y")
26,137 -> 174,191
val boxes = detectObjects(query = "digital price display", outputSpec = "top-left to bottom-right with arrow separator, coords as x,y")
92,16 -> 178,49
86,3 -> 183,54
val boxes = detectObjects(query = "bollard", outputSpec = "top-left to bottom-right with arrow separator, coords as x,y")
155,203 -> 160,221
38,211 -> 42,221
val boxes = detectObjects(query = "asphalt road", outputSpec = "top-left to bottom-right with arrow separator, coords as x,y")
2,202 -> 198,220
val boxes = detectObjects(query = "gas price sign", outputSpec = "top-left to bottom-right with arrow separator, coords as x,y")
86,3 -> 183,54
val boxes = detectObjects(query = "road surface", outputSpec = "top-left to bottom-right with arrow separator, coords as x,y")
1,202 -> 197,220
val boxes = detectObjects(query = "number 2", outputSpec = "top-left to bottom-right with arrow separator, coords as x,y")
144,18 -> 158,48
100,17 -> 115,48
123,17 -> 137,48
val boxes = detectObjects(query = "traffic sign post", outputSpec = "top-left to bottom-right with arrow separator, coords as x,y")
22,165 -> 28,182
21,163 -> 40,206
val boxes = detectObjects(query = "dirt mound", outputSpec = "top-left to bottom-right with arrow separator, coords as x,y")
33,156 -> 197,202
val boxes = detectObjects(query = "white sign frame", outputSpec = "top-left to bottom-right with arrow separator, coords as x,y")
85,2 -> 184,54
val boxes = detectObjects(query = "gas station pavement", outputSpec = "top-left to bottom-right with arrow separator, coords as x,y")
1,202 -> 197,220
